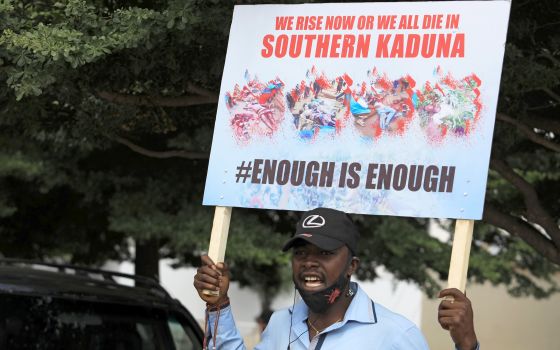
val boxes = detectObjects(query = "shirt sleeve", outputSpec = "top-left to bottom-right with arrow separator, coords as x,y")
207,305 -> 247,350
391,325 -> 430,350
253,309 -> 287,350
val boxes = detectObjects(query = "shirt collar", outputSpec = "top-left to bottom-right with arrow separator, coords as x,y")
344,282 -> 377,324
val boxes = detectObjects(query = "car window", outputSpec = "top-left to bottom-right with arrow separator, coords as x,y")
167,315 -> 198,350
0,294 -> 172,350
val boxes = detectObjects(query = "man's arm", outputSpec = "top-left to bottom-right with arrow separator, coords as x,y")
193,255 -> 247,350
438,288 -> 479,350
206,304 -> 247,350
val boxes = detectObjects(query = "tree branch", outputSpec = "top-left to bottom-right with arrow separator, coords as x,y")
541,87 -> 560,105
497,113 -> 560,152
186,83 -> 216,98
97,88 -> 218,107
521,114 -> 560,135
490,159 -> 560,245
110,135 -> 209,159
483,203 -> 560,265
538,49 -> 560,68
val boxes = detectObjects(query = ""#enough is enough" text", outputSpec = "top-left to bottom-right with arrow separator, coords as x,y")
236,159 -> 456,193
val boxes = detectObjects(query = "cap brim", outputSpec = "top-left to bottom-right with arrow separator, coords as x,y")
282,233 -> 345,252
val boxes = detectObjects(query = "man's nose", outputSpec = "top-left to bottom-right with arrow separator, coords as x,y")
301,254 -> 320,268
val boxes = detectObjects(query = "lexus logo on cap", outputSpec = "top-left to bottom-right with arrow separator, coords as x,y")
302,215 -> 325,228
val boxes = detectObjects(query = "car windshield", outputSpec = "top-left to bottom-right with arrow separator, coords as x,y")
0,294 -> 200,350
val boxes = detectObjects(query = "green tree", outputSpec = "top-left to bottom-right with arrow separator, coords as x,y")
0,0 -> 558,311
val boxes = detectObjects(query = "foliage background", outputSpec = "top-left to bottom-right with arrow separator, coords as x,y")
0,0 -> 558,308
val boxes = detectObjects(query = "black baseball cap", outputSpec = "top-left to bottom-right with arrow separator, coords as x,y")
282,207 -> 360,255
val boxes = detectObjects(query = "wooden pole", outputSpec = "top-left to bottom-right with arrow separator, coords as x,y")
203,206 -> 233,296
447,219 -> 474,293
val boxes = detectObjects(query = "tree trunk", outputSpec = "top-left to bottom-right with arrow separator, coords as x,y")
259,286 -> 275,314
135,238 -> 160,280
261,294 -> 272,314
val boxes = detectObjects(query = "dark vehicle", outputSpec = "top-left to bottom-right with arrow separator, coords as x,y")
0,259 -> 203,350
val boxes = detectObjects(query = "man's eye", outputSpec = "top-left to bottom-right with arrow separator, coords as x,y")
321,250 -> 333,255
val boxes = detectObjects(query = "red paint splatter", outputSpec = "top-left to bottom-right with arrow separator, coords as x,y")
404,74 -> 416,89
442,73 -> 458,89
434,83 -> 445,96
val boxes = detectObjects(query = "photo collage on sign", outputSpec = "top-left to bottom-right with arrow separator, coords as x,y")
224,66 -> 482,144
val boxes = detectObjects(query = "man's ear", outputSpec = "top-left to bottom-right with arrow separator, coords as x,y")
348,256 -> 360,277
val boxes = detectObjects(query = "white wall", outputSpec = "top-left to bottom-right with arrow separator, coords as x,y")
421,278 -> 560,350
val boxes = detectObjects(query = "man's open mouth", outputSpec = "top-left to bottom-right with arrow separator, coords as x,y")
302,275 -> 324,289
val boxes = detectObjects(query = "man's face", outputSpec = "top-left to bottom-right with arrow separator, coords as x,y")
291,241 -> 354,293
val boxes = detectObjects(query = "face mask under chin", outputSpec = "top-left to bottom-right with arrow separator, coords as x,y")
295,270 -> 350,314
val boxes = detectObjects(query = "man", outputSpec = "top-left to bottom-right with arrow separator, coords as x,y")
374,98 -> 397,130
193,207 -> 478,349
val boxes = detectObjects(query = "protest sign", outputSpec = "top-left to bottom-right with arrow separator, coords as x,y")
204,1 -> 511,221
202,2 -> 512,294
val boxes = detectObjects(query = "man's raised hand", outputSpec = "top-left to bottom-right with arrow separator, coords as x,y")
438,288 -> 478,350
193,254 -> 230,306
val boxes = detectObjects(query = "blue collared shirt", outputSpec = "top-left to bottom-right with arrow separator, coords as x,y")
208,283 -> 434,349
